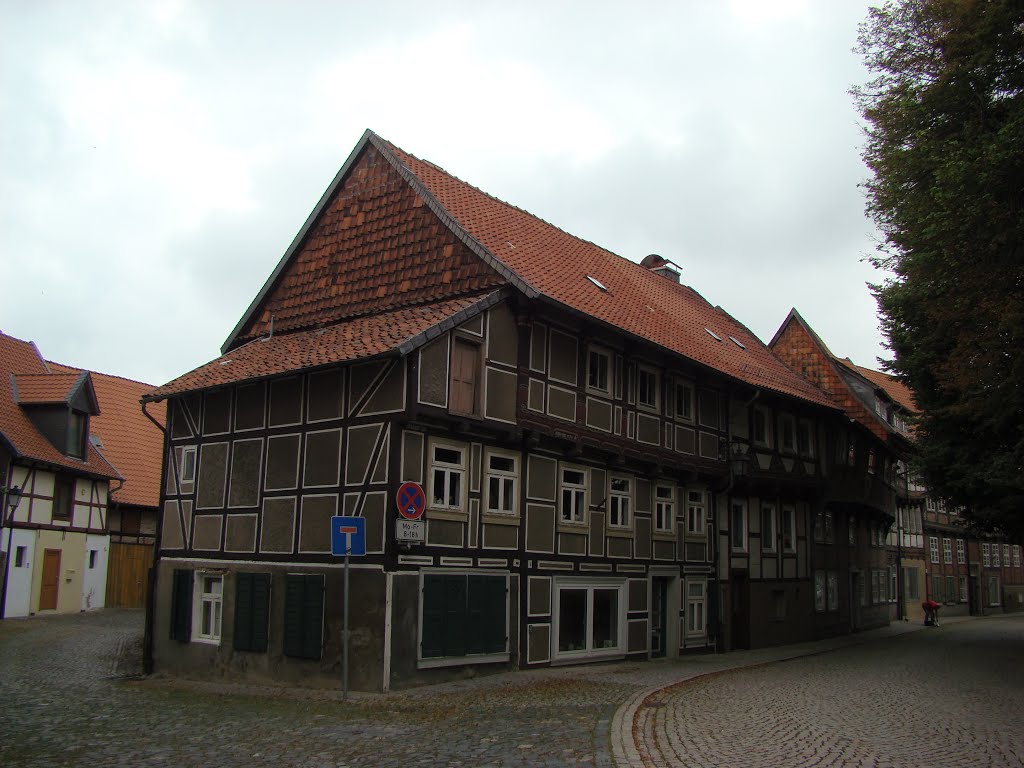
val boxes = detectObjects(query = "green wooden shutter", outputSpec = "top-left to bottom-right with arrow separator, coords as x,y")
466,576 -> 487,655
484,576 -> 508,654
233,573 -> 271,653
250,573 -> 271,653
170,569 -> 193,642
443,575 -> 467,657
302,576 -> 324,660
421,574 -> 445,658
284,574 -> 323,660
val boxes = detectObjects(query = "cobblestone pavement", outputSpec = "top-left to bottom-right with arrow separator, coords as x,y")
622,615 -> 1024,768
1,611 -> 1020,767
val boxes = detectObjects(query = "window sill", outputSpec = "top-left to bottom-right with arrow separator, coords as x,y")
556,520 -> 588,534
606,527 -> 633,538
427,508 -> 469,523
652,531 -> 675,541
418,652 -> 509,670
481,513 -> 521,526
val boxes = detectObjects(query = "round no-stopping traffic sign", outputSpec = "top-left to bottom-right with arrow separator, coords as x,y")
396,481 -> 426,520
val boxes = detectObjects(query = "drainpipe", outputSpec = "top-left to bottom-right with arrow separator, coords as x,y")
141,399 -> 171,675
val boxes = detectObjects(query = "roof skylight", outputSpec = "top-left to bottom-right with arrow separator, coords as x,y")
704,328 -> 722,341
729,336 -> 746,349
586,275 -> 608,292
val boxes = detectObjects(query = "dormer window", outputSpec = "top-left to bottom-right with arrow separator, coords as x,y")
67,410 -> 87,459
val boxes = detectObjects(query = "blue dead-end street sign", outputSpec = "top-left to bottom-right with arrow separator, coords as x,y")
331,516 -> 366,557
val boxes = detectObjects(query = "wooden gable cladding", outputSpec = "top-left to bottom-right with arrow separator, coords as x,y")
236,144 -> 506,344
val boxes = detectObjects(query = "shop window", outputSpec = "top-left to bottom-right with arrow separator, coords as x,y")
284,574 -> 324,660
555,579 -> 624,658
421,573 -> 508,660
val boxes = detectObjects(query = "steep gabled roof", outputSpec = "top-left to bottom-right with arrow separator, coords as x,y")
0,332 -> 120,480
48,361 -> 165,509
769,309 -> 907,444
220,130 -> 834,409
853,365 -> 918,413
148,292 -> 505,400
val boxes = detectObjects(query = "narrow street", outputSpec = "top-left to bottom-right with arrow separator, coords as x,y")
1,610 -> 1021,767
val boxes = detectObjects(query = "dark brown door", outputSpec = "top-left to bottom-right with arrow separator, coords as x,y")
40,549 -> 61,611
731,571 -> 750,650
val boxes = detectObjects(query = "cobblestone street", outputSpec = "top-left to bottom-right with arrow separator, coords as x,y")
1,610 -> 1021,767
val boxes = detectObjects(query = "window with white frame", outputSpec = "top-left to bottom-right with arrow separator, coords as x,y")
943,538 -> 952,564
194,573 -> 223,644
982,543 -> 991,567
988,575 -> 1000,605
687,490 -> 706,536
1003,544 -> 1010,567
560,466 -> 587,524
959,575 -> 968,602
587,347 -> 611,394
761,504 -> 776,552
484,450 -> 518,516
686,580 -> 707,636
814,571 -> 826,612
555,578 -> 625,657
1014,545 -> 1021,568
730,500 -> 748,552
609,477 -> 632,528
180,445 -> 197,483
956,538 -> 965,564
675,381 -> 694,421
752,407 -> 772,448
782,506 -> 797,552
827,571 -> 839,611
780,414 -> 796,453
654,485 -> 674,533
637,366 -> 659,411
429,442 -> 467,511
992,545 -> 1000,568
929,536 -> 939,564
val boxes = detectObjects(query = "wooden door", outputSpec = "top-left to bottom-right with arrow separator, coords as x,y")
106,542 -> 154,608
40,549 -> 61,611
730,571 -> 750,650
449,340 -> 479,415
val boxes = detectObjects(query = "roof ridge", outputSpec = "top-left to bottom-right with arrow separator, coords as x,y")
47,360 -> 156,388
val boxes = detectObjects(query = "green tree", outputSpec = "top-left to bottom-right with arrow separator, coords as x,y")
855,0 -> 1024,539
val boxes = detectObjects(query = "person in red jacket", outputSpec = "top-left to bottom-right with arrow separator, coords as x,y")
922,599 -> 940,626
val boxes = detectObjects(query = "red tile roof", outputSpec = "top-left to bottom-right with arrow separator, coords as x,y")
375,136 -> 834,408
149,293 -> 501,400
852,365 -> 918,414
14,372 -> 90,405
0,332 -> 120,481
48,362 -> 165,509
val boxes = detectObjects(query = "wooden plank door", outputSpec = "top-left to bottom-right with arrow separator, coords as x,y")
40,549 -> 61,611
105,542 -> 154,608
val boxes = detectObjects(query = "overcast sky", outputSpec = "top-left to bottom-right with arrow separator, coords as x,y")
1,0 -> 888,388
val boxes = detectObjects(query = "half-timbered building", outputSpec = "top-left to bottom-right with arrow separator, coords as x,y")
144,131 -> 887,691
0,332 -> 120,617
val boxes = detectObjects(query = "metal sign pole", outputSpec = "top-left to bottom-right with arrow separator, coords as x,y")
343,548 -> 349,701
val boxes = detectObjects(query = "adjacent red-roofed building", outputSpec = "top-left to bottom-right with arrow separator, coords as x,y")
0,332 -> 121,617
143,131 -> 916,690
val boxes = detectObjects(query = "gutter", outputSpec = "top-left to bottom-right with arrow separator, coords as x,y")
141,399 -> 169,675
